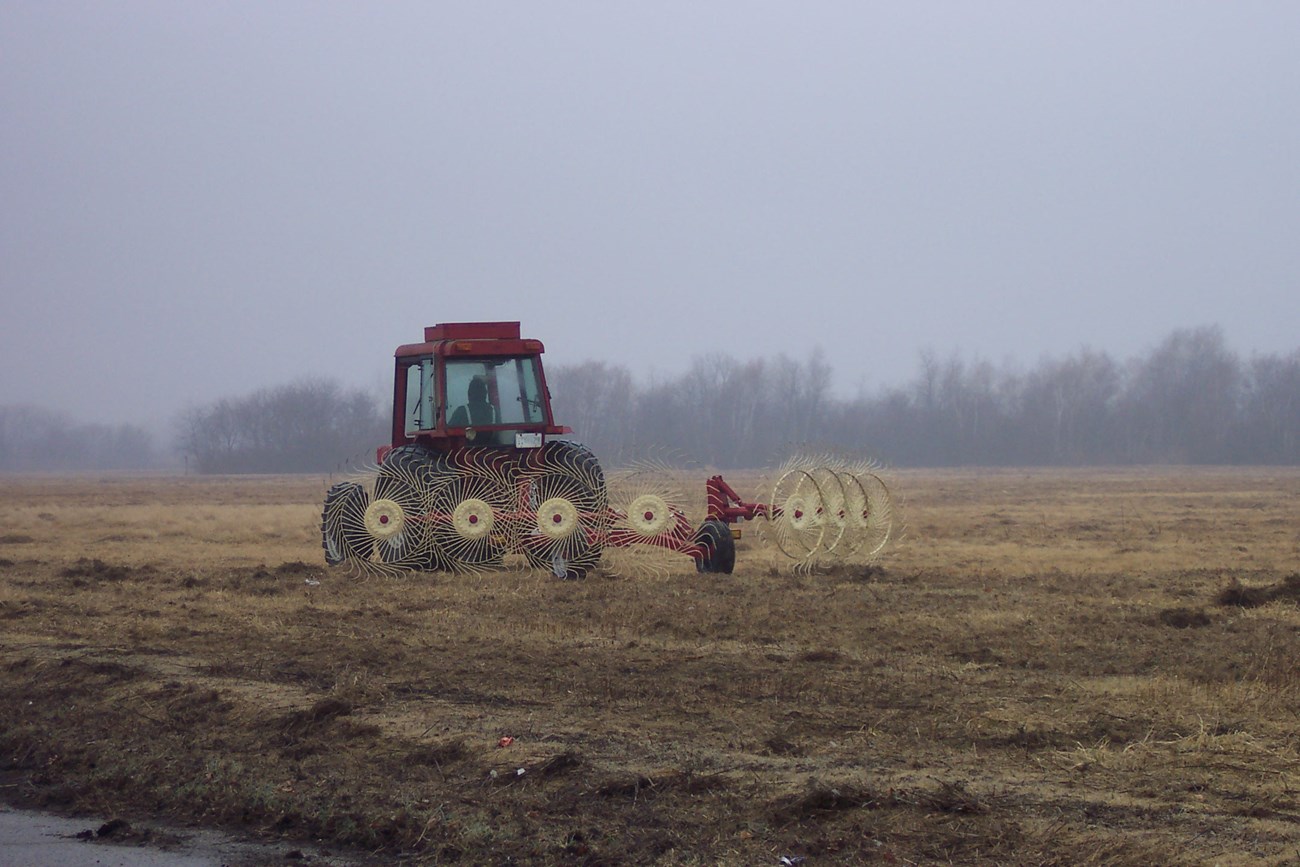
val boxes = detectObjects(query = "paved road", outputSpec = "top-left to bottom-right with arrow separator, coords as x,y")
0,808 -> 222,866
0,805 -> 369,866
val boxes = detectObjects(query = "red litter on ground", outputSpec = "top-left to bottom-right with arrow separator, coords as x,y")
497,736 -> 515,748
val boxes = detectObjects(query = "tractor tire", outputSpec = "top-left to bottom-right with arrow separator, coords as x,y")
321,481 -> 370,566
523,441 -> 608,579
694,518 -> 736,574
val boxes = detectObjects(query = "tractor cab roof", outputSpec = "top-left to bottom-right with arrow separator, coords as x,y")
395,321 -> 546,359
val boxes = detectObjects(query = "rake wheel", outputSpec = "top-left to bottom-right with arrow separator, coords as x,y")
521,441 -> 609,579
833,469 -> 872,556
764,466 -> 826,562
428,449 -> 515,573
321,446 -> 441,574
604,459 -> 694,578
808,464 -> 849,556
857,470 -> 894,559
368,445 -> 442,571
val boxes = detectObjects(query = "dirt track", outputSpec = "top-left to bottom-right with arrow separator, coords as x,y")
1,468 -> 1298,864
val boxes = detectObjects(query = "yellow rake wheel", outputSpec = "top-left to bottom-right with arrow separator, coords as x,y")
521,441 -> 610,579
760,455 -> 896,565
834,469 -> 872,557
320,445 -> 441,576
451,497 -> 494,541
764,467 -> 827,562
807,465 -> 849,557
429,449 -> 515,574
537,497 -> 580,540
857,471 -> 894,559
627,493 -> 673,536
364,498 -> 406,540
367,446 -> 441,572
604,460 -> 692,579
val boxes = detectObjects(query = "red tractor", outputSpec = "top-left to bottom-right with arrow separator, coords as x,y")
321,322 -> 892,578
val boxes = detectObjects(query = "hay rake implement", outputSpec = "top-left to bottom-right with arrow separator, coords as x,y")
321,323 -> 894,578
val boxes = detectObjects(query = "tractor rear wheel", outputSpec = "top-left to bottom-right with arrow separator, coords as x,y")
693,518 -> 736,574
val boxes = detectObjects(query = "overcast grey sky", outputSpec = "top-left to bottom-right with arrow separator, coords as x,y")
3,2 -> 1298,430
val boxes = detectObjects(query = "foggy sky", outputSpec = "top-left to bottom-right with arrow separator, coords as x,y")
3,2 -> 1298,431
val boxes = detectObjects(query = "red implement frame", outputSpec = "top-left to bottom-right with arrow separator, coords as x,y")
704,474 -> 772,524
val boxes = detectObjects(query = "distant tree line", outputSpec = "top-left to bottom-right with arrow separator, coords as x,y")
5,326 -> 1296,474
0,405 -> 157,471
175,379 -> 386,474
549,326 -> 1300,468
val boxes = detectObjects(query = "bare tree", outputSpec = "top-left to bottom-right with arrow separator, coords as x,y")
1018,349 -> 1121,464
547,361 -> 637,463
1236,350 -> 1300,463
1120,326 -> 1240,462
0,404 -> 156,471
176,379 -> 385,473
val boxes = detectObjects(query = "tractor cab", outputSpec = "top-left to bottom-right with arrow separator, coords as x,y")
389,322 -> 570,455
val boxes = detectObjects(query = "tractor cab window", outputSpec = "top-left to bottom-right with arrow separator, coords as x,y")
405,358 -> 438,435
445,356 -> 544,429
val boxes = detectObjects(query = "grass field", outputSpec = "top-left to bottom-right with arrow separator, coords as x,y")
1,467 -> 1298,864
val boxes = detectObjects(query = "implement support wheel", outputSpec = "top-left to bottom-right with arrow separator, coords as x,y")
694,518 -> 736,574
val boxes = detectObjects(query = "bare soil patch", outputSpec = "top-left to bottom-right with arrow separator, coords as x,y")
1,468 -> 1298,864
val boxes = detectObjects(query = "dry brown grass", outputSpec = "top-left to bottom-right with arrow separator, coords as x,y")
1,467 -> 1299,864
